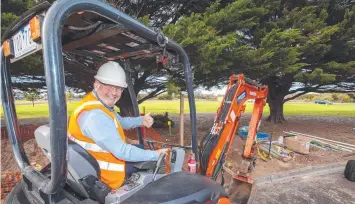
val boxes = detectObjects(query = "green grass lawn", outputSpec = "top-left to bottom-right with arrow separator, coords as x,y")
139,100 -> 355,117
1,100 -> 354,119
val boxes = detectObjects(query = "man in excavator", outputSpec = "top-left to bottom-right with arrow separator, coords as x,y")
68,61 -> 168,190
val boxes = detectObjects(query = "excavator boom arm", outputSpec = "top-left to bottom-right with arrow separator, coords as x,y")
199,74 -> 268,182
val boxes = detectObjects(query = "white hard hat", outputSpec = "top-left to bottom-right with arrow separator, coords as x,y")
94,61 -> 128,88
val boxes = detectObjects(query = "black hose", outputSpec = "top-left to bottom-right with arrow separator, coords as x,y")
217,84 -> 237,121
200,83 -> 238,175
245,77 -> 262,87
212,142 -> 229,180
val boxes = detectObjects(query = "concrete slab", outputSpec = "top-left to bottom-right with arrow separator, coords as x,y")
249,165 -> 355,204
253,162 -> 347,185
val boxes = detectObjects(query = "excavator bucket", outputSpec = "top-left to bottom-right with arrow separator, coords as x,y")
226,179 -> 253,204
219,162 -> 254,204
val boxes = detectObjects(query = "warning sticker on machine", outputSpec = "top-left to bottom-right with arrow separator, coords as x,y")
230,110 -> 236,122
237,90 -> 246,104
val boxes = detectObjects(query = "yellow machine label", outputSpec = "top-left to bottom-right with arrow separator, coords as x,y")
216,149 -> 221,159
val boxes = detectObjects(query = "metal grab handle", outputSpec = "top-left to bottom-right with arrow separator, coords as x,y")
152,152 -> 166,182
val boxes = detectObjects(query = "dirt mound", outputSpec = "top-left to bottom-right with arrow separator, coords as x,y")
1,172 -> 21,203
1,139 -> 49,173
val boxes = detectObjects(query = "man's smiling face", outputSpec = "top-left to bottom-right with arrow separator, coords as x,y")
94,80 -> 124,107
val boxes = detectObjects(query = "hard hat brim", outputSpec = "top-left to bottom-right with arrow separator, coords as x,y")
94,75 -> 128,88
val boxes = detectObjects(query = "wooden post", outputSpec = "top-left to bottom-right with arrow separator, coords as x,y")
180,92 -> 184,146
168,121 -> 172,137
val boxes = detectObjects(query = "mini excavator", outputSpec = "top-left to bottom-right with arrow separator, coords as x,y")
200,74 -> 268,184
2,0 -> 268,202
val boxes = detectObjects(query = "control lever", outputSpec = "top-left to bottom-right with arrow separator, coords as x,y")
152,152 -> 166,182
144,139 -> 192,149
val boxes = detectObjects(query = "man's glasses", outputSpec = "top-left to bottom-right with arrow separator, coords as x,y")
100,82 -> 125,92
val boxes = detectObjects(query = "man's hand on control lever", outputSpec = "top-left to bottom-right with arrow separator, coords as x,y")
142,113 -> 168,157
143,112 -> 154,128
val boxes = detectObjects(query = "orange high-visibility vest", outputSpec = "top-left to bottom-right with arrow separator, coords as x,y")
68,92 -> 126,189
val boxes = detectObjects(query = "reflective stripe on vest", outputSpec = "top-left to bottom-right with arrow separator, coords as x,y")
97,160 -> 124,172
74,101 -> 103,116
74,100 -> 120,128
68,134 -> 108,153
68,134 -> 124,172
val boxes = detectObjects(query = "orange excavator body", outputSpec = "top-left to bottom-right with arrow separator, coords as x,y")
199,74 -> 268,183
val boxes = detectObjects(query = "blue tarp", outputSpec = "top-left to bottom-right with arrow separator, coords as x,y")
238,126 -> 269,140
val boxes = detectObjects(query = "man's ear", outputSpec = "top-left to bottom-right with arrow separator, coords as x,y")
93,80 -> 100,90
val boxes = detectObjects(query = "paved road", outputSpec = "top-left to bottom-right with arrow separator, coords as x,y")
250,172 -> 355,204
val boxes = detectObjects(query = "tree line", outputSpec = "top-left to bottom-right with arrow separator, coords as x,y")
2,0 -> 354,122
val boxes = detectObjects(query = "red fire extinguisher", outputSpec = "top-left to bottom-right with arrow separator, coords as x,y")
188,153 -> 196,174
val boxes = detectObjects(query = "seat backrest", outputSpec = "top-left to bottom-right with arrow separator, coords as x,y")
34,125 -> 100,198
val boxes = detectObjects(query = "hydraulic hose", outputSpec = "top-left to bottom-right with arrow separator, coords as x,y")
200,83 -> 239,175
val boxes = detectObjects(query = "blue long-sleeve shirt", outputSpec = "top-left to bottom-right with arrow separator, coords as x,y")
77,95 -> 159,162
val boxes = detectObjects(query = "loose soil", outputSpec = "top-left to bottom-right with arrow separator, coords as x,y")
1,114 -> 354,201
163,113 -> 355,178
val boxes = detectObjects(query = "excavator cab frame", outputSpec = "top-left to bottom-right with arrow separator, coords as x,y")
1,0 -> 231,203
